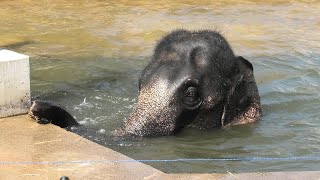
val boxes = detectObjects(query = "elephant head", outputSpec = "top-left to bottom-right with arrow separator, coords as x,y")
115,30 -> 261,137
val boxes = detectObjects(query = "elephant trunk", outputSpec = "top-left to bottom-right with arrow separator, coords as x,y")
115,78 -> 179,137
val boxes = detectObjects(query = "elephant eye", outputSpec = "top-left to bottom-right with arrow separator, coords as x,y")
183,86 -> 202,110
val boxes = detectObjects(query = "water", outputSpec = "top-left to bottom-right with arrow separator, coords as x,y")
1,0 -> 320,173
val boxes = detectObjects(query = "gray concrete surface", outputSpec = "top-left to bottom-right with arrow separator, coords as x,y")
0,115 -> 319,180
0,115 -> 163,179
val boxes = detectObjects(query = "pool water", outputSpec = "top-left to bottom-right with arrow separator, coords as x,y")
1,0 -> 320,173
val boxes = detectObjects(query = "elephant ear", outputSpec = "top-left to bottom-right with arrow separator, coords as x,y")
220,56 -> 261,126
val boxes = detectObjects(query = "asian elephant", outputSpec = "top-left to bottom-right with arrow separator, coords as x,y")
29,29 -> 261,138
114,29 -> 261,137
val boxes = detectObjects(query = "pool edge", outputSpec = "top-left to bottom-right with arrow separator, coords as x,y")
0,115 -> 319,179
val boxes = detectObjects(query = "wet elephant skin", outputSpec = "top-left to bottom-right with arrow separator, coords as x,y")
115,29 -> 261,137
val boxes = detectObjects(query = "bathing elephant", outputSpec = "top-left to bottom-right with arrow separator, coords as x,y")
115,30 -> 261,137
30,29 -> 261,137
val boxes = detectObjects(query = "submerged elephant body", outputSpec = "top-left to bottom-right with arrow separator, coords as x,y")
30,29 -> 261,137
116,30 -> 261,137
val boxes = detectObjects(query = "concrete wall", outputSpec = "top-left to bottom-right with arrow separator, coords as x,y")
0,49 -> 30,118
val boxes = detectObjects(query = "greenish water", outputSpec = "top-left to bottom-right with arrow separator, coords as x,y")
1,0 -> 320,173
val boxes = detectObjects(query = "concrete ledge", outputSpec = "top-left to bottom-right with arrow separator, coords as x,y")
0,115 -> 319,179
0,115 -> 163,179
0,49 -> 30,118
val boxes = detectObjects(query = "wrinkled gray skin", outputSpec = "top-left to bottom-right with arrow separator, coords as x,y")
114,30 -> 261,137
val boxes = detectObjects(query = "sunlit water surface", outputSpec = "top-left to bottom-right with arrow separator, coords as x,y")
1,0 -> 320,173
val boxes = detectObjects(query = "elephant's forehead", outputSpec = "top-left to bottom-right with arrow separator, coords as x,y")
159,42 -> 210,65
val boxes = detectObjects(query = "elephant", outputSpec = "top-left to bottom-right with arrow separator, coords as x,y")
29,29 -> 261,138
114,29 -> 261,137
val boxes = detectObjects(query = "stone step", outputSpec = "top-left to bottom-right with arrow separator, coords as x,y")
0,49 -> 30,118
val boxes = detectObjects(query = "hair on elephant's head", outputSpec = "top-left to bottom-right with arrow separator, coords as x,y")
115,30 -> 261,137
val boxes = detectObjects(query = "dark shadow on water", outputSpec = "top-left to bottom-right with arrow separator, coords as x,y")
0,40 -> 35,50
